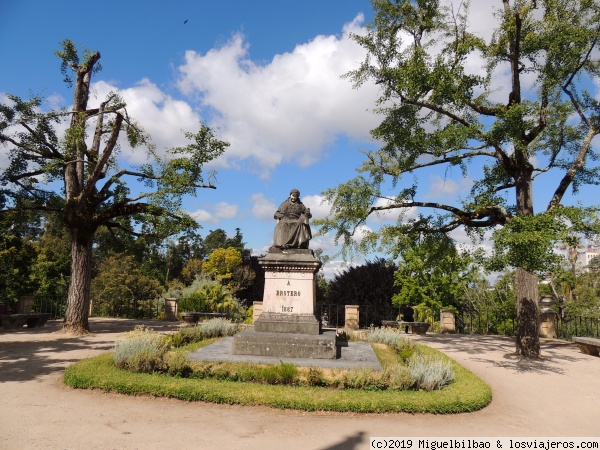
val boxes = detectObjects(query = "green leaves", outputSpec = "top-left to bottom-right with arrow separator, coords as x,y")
489,206 -> 600,274
320,0 -> 600,279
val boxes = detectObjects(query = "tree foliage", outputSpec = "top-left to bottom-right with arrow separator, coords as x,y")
316,0 -> 600,356
0,40 -> 229,332
392,233 -> 473,316
324,258 -> 399,327
91,253 -> 164,318
0,212 -> 37,308
202,247 -> 243,287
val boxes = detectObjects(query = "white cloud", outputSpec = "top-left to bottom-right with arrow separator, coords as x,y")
214,201 -> 238,219
190,209 -> 217,224
250,193 -> 277,220
352,224 -> 373,243
425,175 -> 462,199
320,258 -> 359,281
175,15 -> 380,175
89,79 -> 203,164
302,194 -> 331,221
188,201 -> 238,225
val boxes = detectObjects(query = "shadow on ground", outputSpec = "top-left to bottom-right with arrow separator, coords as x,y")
412,333 -> 585,375
0,318 -> 180,383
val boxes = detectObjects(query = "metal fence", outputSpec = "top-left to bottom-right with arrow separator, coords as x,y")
556,316 -> 600,339
91,297 -> 164,319
456,310 -> 517,336
23,295 -> 600,341
315,304 -> 384,329
33,296 -> 67,319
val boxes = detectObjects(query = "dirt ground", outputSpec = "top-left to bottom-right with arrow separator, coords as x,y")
1,318 -> 599,450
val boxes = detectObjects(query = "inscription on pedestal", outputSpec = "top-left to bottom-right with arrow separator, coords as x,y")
263,272 -> 314,315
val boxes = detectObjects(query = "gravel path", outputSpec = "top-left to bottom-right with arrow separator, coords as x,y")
1,318 -> 598,450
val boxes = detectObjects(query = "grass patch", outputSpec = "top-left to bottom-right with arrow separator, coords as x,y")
64,340 -> 491,413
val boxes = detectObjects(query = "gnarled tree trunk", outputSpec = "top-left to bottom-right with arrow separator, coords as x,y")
515,169 -> 540,357
63,228 -> 93,333
515,267 -> 540,357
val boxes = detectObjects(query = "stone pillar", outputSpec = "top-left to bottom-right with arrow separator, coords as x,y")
539,295 -> 557,339
345,305 -> 360,331
164,298 -> 178,321
440,308 -> 456,334
17,295 -> 34,314
252,301 -> 263,323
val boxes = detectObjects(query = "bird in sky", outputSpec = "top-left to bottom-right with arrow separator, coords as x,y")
183,19 -> 188,24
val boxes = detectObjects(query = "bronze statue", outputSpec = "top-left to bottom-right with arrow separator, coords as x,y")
273,189 -> 312,249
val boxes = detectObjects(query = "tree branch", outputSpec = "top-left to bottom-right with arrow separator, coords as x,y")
547,127 -> 599,210
368,200 -> 510,229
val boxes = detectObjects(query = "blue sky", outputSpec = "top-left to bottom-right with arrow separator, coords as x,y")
1,1 -> 598,278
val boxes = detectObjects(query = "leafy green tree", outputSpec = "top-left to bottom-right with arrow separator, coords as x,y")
0,211 -> 37,309
325,258 -> 399,327
91,253 -> 164,318
202,229 -> 229,255
29,217 -> 71,299
235,255 -> 265,303
461,271 -> 517,335
317,0 -> 600,357
392,233 -> 472,320
202,228 -> 250,258
0,40 -> 229,333
180,258 -> 205,285
203,247 -> 243,288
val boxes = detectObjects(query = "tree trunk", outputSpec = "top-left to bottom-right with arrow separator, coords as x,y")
515,267 -> 540,357
63,228 -> 93,333
514,167 -> 541,357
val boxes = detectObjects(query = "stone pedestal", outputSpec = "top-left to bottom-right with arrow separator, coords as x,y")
345,305 -> 360,330
440,308 -> 456,334
17,295 -> 34,314
164,298 -> 178,321
232,248 -> 337,359
538,295 -> 557,339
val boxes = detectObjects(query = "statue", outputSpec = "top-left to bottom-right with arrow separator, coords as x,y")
273,188 -> 312,249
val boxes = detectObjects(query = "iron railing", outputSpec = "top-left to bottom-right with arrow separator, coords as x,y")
25,295 -> 600,340
315,304 -> 394,329
33,296 -> 67,319
556,316 -> 600,339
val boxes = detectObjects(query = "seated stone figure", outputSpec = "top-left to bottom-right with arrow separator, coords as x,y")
273,188 -> 312,249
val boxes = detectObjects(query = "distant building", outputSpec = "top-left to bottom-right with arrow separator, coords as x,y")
578,245 -> 600,270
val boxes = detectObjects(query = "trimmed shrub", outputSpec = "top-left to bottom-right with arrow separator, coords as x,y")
171,318 -> 238,347
336,367 -> 386,391
164,352 -> 192,378
365,327 -> 416,362
199,317 -> 238,338
408,354 -> 455,391
381,365 -> 414,391
114,326 -> 168,373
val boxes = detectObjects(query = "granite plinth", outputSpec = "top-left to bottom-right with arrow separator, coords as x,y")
232,328 -> 337,359
253,312 -> 320,335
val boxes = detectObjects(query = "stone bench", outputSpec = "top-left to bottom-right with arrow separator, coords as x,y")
0,313 -> 52,331
180,312 -> 228,325
572,336 -> 600,357
381,320 -> 430,335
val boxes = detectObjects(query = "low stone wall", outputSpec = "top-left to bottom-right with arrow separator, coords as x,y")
381,320 -> 430,335
0,313 -> 52,331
